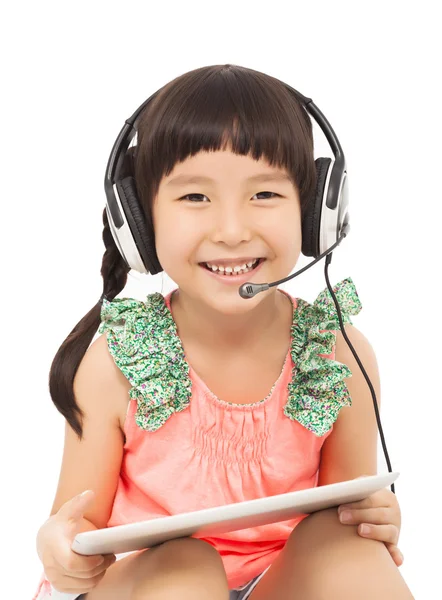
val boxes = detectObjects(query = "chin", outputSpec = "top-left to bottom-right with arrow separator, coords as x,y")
202,286 -> 276,316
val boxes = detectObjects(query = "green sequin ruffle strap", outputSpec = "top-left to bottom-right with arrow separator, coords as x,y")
284,277 -> 362,437
99,294 -> 191,432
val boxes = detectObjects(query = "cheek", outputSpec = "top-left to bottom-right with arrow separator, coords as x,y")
153,211 -> 196,267
268,210 -> 302,259
278,230 -> 302,269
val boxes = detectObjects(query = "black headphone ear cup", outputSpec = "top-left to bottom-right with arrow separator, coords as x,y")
302,157 -> 331,258
115,176 -> 163,274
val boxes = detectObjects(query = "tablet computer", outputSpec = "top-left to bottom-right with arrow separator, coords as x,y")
72,471 -> 399,556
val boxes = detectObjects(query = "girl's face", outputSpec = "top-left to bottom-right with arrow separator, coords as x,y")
152,148 -> 302,314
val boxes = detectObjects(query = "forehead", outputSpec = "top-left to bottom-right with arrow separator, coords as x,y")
162,150 -> 292,188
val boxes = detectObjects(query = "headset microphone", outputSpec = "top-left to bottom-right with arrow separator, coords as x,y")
239,223 -> 351,299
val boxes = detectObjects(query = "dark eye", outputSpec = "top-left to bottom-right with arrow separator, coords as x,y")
179,193 -> 209,203
253,191 -> 279,200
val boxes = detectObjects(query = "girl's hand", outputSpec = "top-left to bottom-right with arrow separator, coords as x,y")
37,490 -> 116,594
337,475 -> 403,567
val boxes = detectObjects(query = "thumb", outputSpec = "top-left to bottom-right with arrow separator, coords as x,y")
56,490 -> 95,524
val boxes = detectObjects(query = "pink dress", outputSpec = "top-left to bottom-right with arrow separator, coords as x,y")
32,277 -> 362,598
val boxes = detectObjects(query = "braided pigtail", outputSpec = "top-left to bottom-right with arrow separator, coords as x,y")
48,208 -> 130,438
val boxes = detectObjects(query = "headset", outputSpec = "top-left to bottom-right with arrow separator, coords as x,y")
103,80 -> 396,494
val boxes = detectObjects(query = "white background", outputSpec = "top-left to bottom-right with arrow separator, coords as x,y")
2,1 -> 440,598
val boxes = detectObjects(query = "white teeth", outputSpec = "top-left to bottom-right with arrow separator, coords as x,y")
204,258 -> 260,275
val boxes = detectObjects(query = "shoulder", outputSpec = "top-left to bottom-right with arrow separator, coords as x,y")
335,322 -> 371,349
75,333 -> 131,431
334,324 -> 380,408
84,333 -> 133,390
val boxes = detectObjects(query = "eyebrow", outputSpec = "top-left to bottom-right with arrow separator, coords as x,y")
165,172 -> 292,187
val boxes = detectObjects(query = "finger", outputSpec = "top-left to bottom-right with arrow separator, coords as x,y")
55,552 -> 116,578
385,543 -> 404,567
358,523 -> 399,546
66,554 -> 117,579
56,490 -> 95,523
52,550 -> 100,575
339,507 -> 394,525
56,551 -> 107,573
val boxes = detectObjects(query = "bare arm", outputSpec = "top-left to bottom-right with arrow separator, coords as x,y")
318,324 -> 381,485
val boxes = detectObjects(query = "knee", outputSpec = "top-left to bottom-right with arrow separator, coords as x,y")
291,508 -> 342,537
132,538 -> 228,598
157,537 -> 224,569
288,507 -> 386,558
292,506 -> 356,536
139,537 -> 224,575
288,508 -> 337,545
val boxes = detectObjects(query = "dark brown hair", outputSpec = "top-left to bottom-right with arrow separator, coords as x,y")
49,63 -> 317,438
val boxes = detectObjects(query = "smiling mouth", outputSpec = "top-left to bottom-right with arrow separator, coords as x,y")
199,258 -> 265,276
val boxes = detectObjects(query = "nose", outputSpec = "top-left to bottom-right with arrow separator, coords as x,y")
210,203 -> 253,246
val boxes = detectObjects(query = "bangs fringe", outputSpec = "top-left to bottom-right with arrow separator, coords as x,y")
134,64 -> 317,216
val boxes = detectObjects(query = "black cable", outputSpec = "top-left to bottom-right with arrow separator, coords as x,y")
324,253 -> 395,495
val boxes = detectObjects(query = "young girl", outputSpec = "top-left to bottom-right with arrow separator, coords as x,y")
33,64 -> 413,600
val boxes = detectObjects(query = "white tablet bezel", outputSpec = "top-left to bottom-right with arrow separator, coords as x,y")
72,472 -> 399,556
